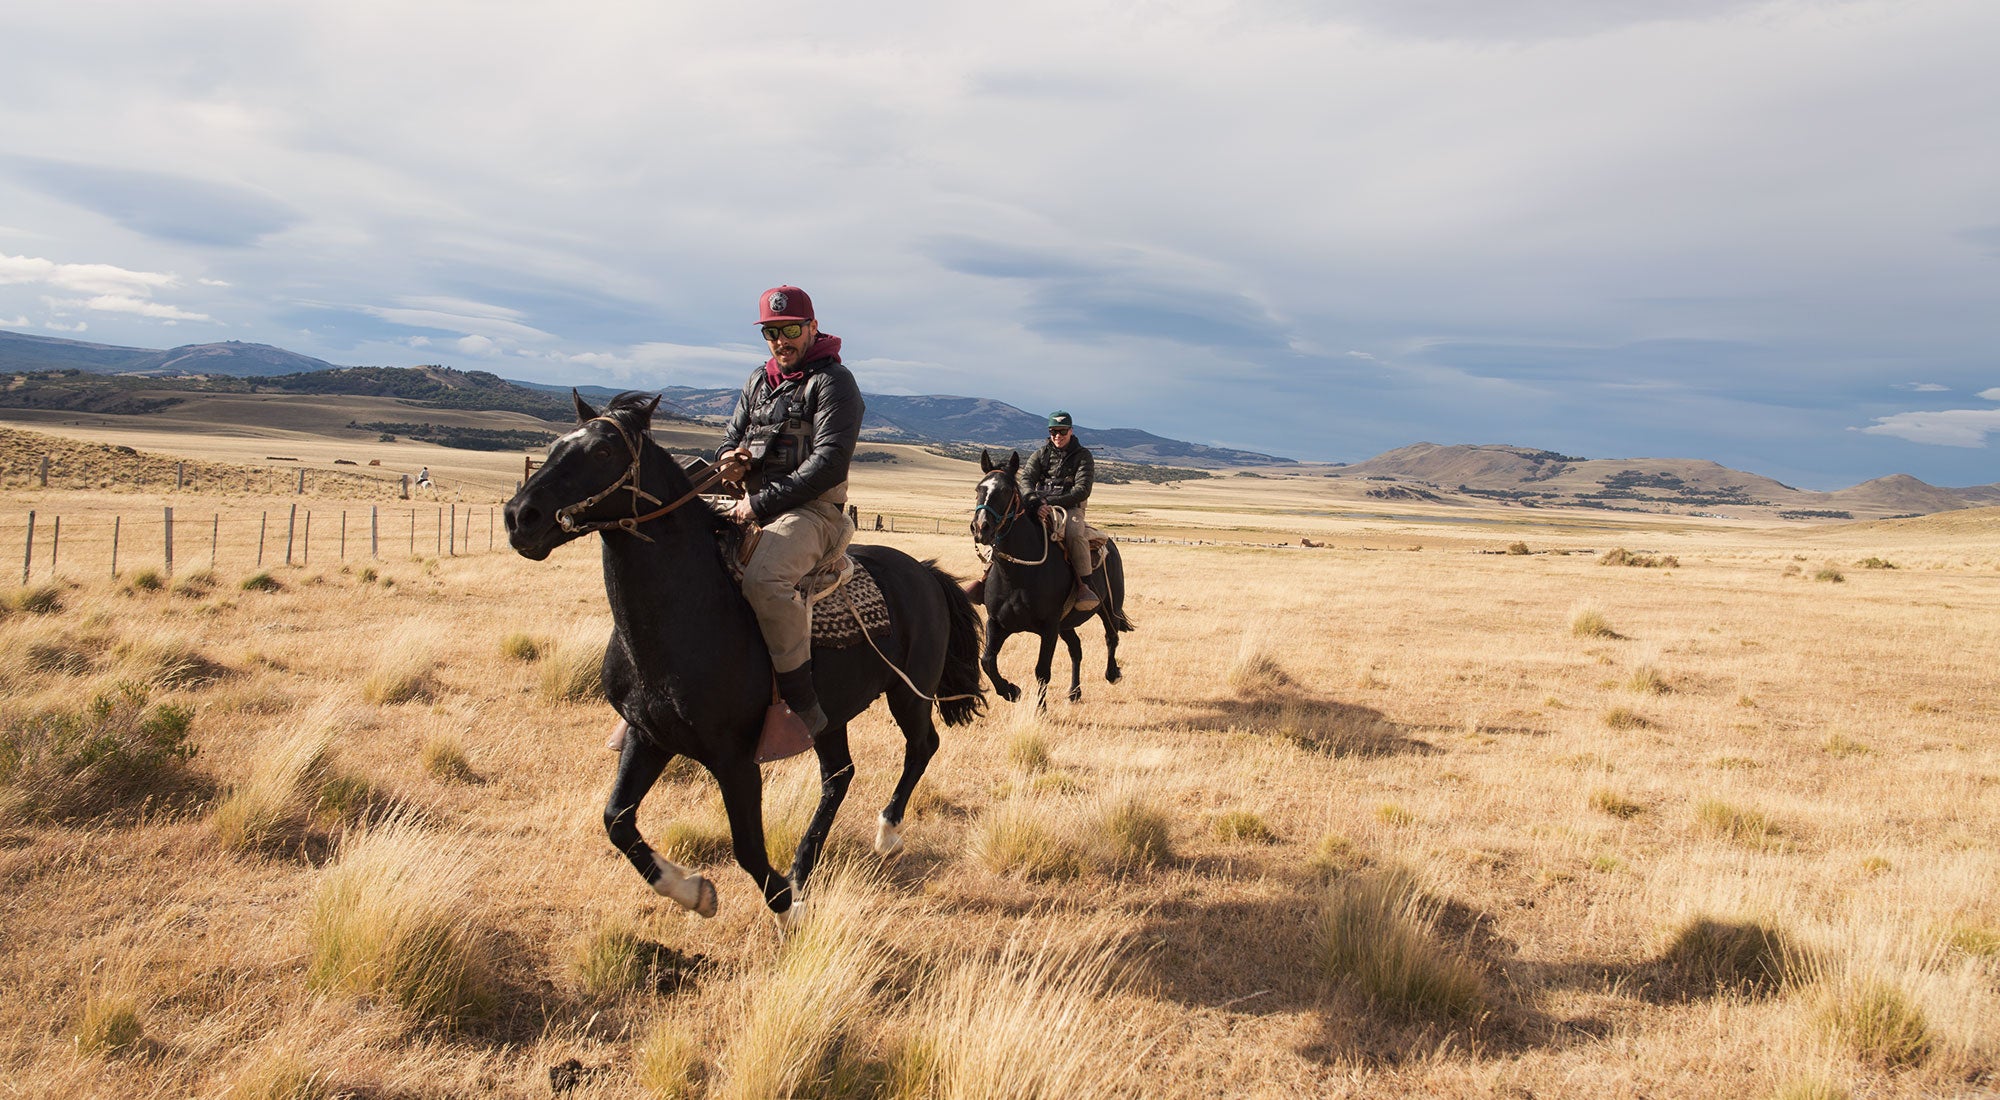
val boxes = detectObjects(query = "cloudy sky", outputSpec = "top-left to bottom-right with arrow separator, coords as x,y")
3,1 -> 1996,489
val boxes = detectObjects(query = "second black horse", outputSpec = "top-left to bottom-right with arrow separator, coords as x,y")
970,449 -> 1134,706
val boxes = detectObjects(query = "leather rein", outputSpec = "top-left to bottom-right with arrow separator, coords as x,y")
971,477 -> 1055,566
554,416 -> 726,542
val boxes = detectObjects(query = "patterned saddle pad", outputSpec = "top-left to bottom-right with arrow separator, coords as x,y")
718,523 -> 892,649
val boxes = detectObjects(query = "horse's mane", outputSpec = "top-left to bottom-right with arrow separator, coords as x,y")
601,390 -> 732,538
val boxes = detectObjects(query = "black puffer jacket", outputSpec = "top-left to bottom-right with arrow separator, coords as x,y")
1022,434 -> 1093,509
718,352 -> 863,521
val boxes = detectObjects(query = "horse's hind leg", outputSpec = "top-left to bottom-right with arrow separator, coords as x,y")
1060,626 -> 1084,702
876,687 -> 940,857
983,624 -> 1021,703
606,742 -> 716,918
789,722 -> 855,894
711,756 -> 798,926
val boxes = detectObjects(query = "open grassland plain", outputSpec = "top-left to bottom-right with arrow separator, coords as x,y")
3,424 -> 1999,1098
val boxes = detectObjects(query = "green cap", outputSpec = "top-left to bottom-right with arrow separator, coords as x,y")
1048,410 -> 1073,429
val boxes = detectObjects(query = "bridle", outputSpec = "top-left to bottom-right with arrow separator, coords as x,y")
553,415 -> 724,542
971,474 -> 1052,566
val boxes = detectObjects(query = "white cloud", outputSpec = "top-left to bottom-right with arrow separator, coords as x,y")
1980,387 -> 2000,401
1859,410 -> 2000,448
360,303 -> 555,345
44,320 -> 87,332
61,294 -> 213,322
1898,382 -> 1949,392
1,253 -> 179,296
454,335 -> 497,356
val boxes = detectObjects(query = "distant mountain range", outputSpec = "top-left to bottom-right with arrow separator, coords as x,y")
0,330 -> 1287,468
7,330 -> 2000,516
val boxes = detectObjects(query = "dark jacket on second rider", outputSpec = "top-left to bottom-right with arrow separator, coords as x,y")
1023,433 -> 1094,509
717,334 -> 864,522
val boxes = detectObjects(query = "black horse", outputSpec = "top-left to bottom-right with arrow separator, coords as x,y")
505,392 -> 985,927
971,449 -> 1134,706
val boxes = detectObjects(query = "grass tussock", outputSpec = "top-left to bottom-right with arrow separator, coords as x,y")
971,799 -> 1086,881
537,628 -> 606,705
656,794 -> 737,869
1589,788 -> 1645,819
1695,798 -> 1782,847
227,1048 -> 332,1100
213,711 -> 339,853
361,621 -> 442,706
1857,556 -> 1897,570
169,568 -> 218,597
1946,922 -> 2000,958
126,567 -> 166,593
1821,734 -> 1870,758
307,815 -> 495,1023
1227,637 -> 1292,696
570,915 -> 696,999
1211,809 -> 1277,844
1600,548 -> 1679,568
636,1013 -> 705,1099
1651,916 -> 1804,995
890,920 -> 1139,1099
1505,541 -> 1532,555
1813,977 -> 1934,1067
1007,730 -> 1052,773
241,571 -> 283,593
1316,867 -> 1487,1021
1,681 -> 197,822
1814,563 -> 1845,583
420,731 -> 476,783
712,864 -> 890,1100
1602,706 -> 1649,730
1571,606 -> 1619,638
498,632 -> 543,661
112,632 -> 230,689
71,987 -> 144,1057
6,581 -> 68,615
1095,788 -> 1175,871
1625,664 -> 1670,694
1271,699 -> 1404,756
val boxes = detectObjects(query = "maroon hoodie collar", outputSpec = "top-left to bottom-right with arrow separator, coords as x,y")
765,332 -> 842,388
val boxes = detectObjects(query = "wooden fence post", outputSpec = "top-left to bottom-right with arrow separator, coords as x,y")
303,510 -> 311,565
408,508 -> 415,556
449,503 -> 456,556
164,506 -> 174,577
436,506 -> 443,556
51,516 -> 59,576
39,455 -> 49,488
211,514 -> 219,568
176,461 -> 185,491
340,511 -> 347,560
371,506 -> 379,559
112,516 -> 121,577
257,512 -> 266,568
20,510 -> 31,584
297,468 -> 305,494
285,503 -> 297,565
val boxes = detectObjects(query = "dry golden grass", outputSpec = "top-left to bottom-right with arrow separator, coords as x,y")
4,429 -> 2000,1097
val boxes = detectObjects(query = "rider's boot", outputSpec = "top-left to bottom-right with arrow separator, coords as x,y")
775,663 -> 828,738
1071,572 -> 1101,613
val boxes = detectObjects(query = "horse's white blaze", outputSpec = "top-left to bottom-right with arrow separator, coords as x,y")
874,813 -> 904,857
556,426 -> 589,445
650,853 -> 715,917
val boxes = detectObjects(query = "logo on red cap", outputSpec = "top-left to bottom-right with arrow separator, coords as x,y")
768,291 -> 788,314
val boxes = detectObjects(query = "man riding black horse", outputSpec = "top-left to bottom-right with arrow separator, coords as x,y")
715,285 -> 863,739
968,411 -> 1100,613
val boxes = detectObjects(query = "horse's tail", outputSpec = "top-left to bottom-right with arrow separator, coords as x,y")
1109,604 -> 1135,633
925,560 -> 988,726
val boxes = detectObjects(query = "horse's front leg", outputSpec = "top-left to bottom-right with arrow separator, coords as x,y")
983,623 -> 1021,703
1059,625 -> 1085,702
1033,630 -> 1060,710
1100,605 -> 1123,684
711,756 -> 799,928
789,722 -> 855,894
605,739 -> 717,918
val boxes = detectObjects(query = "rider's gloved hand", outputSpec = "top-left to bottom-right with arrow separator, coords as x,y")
717,447 -> 752,484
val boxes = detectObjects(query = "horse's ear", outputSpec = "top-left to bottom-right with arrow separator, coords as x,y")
979,448 -> 996,473
572,389 -> 598,424
637,393 -> 661,428
1006,451 -> 1020,478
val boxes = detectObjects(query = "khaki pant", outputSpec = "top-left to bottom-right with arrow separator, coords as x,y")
743,498 -> 853,673
1059,503 -> 1092,583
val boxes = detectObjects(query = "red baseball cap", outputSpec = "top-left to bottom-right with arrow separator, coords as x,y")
757,286 -> 814,325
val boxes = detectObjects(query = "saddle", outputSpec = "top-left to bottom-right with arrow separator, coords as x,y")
1052,523 -> 1113,573
714,518 -> 892,649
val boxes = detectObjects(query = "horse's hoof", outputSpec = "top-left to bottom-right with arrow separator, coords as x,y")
691,876 -> 718,919
874,813 -> 905,858
1067,686 -> 1083,703
775,892 -> 807,934
1106,667 -> 1122,684
996,683 -> 1020,703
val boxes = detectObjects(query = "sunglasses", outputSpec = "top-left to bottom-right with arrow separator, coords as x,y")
1049,427 -> 1071,436
760,322 -> 806,341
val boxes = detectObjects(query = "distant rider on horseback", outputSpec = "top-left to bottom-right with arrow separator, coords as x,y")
715,286 -> 863,737
1024,411 -> 1100,613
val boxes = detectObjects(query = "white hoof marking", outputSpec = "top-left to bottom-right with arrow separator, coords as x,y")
874,813 -> 904,858
650,854 -> 717,918
775,891 -> 807,934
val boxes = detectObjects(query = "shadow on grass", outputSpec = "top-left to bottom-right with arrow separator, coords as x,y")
1166,693 -> 1439,758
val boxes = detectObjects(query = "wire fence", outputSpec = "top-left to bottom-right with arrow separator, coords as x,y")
11,502 -> 513,584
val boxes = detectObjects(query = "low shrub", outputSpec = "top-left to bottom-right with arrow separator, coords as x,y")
1600,548 -> 1678,568
1,682 -> 198,821
1857,556 -> 1897,570
1814,564 -> 1845,583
